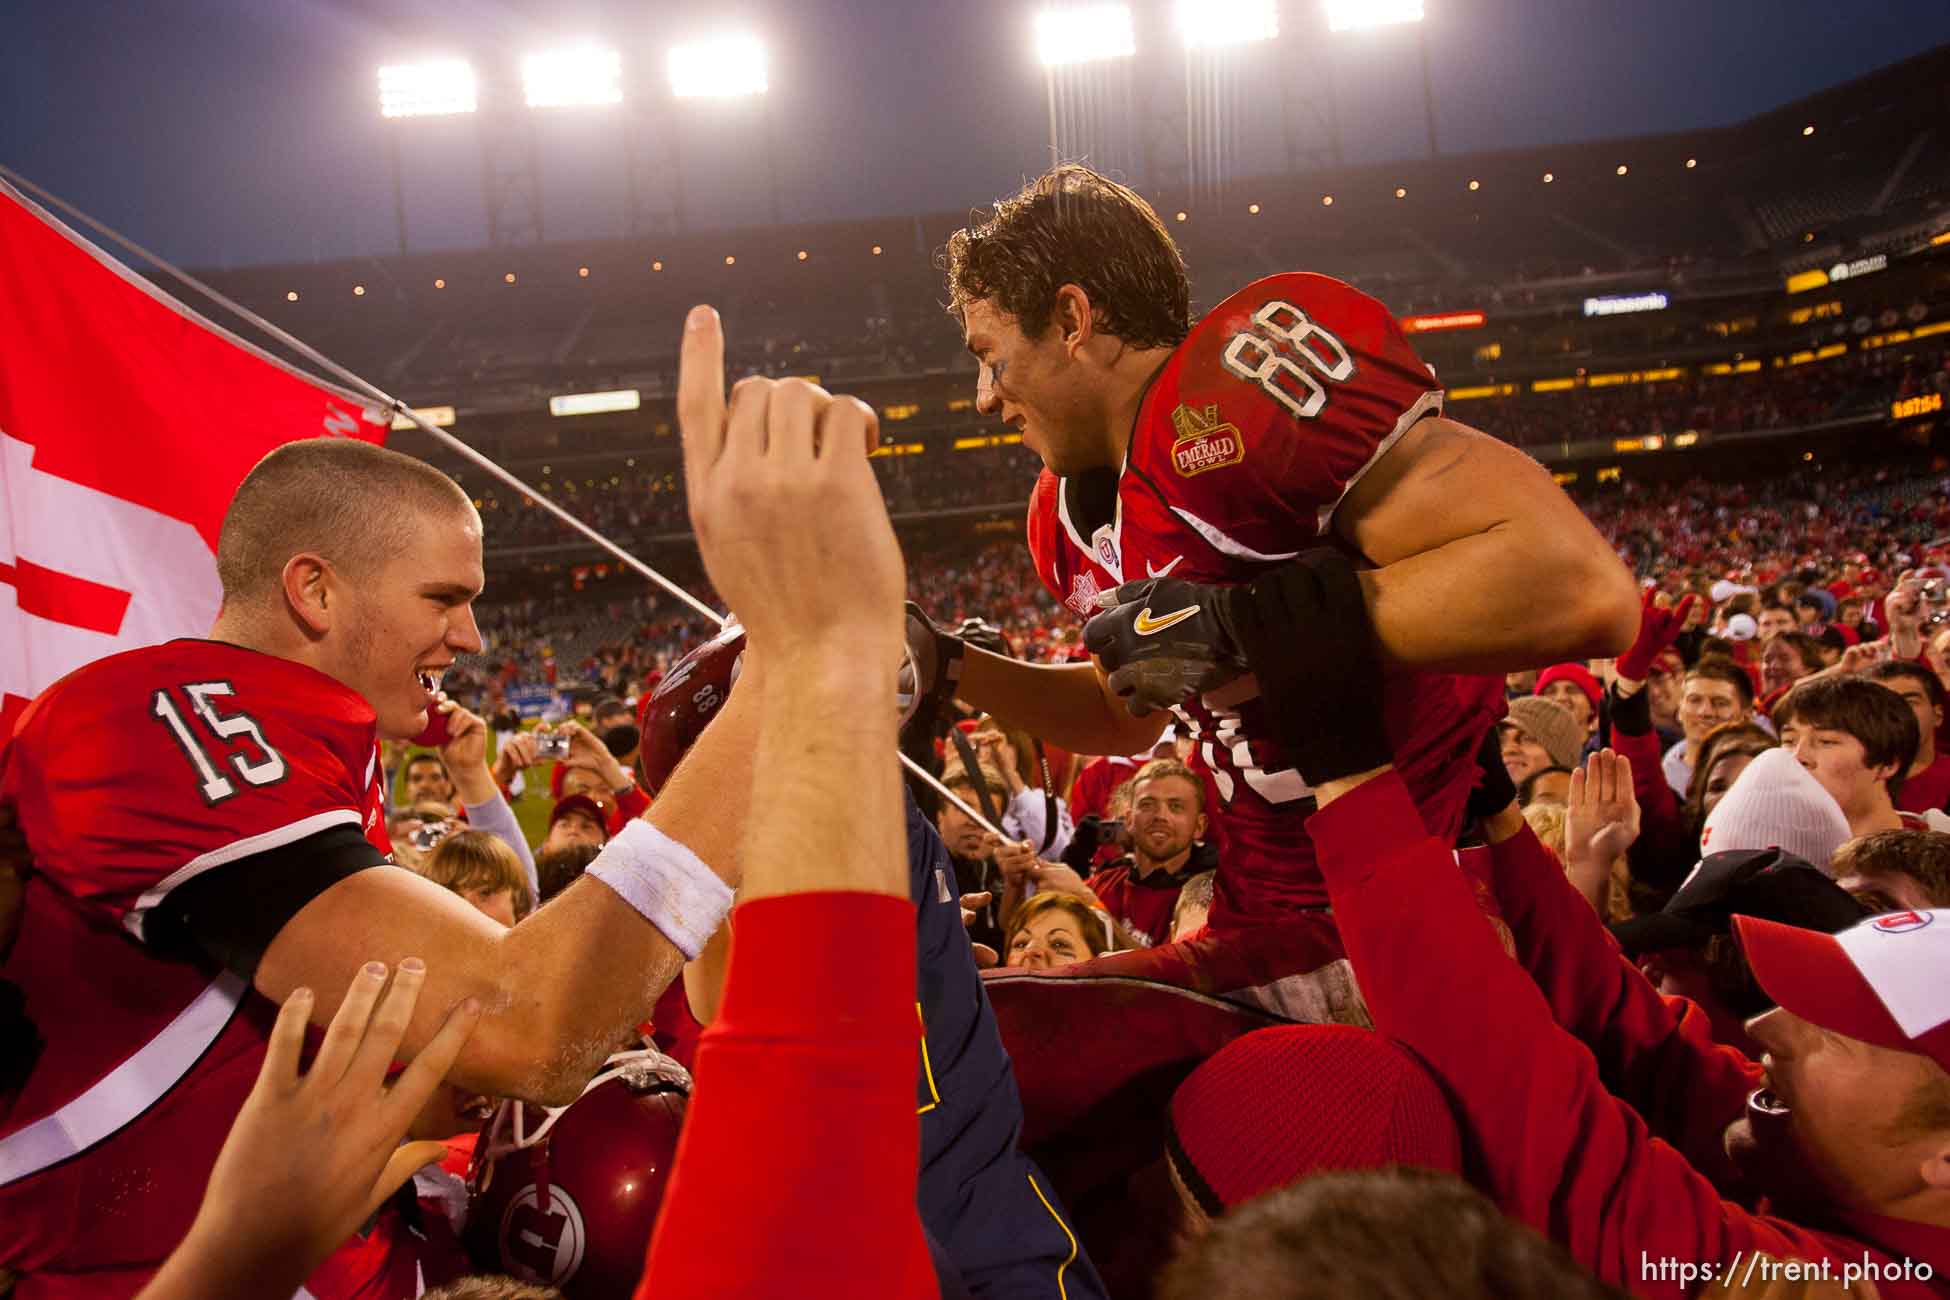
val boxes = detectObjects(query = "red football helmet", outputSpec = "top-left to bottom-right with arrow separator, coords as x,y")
638,617 -> 924,793
636,622 -> 747,795
466,1048 -> 691,1297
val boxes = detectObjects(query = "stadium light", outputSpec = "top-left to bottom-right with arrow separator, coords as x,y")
550,389 -> 641,417
1178,0 -> 1277,48
1035,6 -> 1135,67
522,45 -> 624,109
377,60 -> 478,118
1324,0 -> 1425,32
668,34 -> 768,99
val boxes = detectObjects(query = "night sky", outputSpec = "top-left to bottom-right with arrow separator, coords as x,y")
3,0 -> 1945,269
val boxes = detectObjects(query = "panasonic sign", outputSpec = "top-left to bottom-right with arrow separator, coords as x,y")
1583,292 -> 1669,317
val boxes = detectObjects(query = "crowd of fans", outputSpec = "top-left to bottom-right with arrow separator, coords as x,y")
10,136 -> 1950,1295
450,456 -> 1950,729
146,427 -> 1950,1299
463,338 -> 1950,566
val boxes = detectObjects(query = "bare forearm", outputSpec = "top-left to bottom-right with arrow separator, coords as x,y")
740,652 -> 905,902
491,671 -> 764,1087
1359,525 -> 1638,673
475,661 -> 763,1090
258,682 -> 762,1107
1561,852 -> 1611,913
959,651 -> 1167,757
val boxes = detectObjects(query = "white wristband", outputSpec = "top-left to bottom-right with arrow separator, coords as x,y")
585,820 -> 734,960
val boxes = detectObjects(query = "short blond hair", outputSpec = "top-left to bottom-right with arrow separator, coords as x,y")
1132,758 -> 1205,813
422,829 -> 534,921
217,438 -> 473,608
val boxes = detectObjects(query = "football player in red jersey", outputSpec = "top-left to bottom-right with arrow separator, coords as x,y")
0,438 -> 762,1297
918,165 -> 1637,1013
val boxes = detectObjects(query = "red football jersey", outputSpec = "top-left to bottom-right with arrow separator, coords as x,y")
1087,862 -> 1189,948
0,640 -> 394,1297
1026,273 -> 1503,926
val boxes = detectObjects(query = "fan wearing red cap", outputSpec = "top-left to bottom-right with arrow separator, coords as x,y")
1729,911 -> 1950,1222
1535,663 -> 1602,738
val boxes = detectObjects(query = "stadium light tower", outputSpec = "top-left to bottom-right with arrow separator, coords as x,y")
660,33 -> 781,224
521,44 -> 625,109
1324,0 -> 1437,158
1034,6 -> 1136,67
376,60 -> 479,256
668,34 -> 768,99
1178,0 -> 1278,48
1035,6 -> 1136,180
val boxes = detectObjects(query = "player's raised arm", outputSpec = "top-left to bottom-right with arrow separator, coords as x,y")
637,305 -> 931,1300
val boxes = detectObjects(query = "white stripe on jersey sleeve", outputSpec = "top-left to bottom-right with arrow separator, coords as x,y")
124,807 -> 366,942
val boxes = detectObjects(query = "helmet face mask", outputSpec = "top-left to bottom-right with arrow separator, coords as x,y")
466,1047 -> 692,1295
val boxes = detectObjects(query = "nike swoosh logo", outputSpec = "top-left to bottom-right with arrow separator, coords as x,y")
1133,605 -> 1200,635
1147,555 -> 1184,578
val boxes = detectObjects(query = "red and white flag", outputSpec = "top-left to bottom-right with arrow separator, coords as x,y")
0,175 -> 391,737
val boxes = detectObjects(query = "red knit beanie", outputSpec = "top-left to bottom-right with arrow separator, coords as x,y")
1534,662 -> 1602,712
1166,1025 -> 1462,1219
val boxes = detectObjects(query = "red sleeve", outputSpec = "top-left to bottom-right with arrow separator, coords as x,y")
1612,722 -> 1696,890
638,892 -> 936,1300
609,781 -> 652,835
0,648 -> 377,941
1310,774 -> 1865,1295
1483,820 -> 1760,1190
1142,273 -> 1442,551
1069,760 -> 1110,821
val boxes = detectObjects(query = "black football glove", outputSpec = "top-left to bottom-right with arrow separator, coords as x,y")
1082,578 -> 1250,717
1225,549 -> 1393,787
900,602 -> 965,741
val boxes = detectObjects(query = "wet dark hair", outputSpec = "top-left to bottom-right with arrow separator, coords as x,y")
941,164 -> 1191,350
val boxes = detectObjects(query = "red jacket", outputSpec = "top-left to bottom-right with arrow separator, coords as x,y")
1609,689 -> 1697,893
1309,774 -> 1950,1298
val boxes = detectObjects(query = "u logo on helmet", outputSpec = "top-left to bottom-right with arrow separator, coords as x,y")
1871,911 -> 1934,934
500,1182 -> 589,1285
